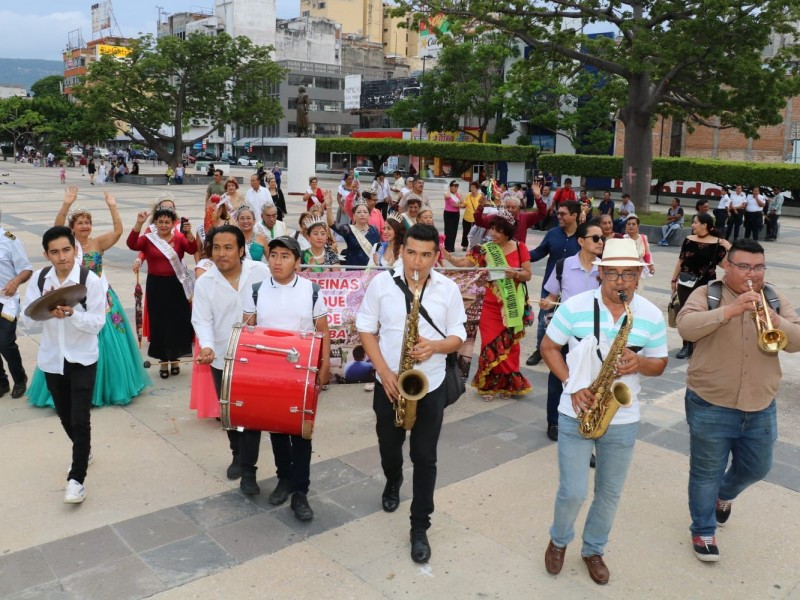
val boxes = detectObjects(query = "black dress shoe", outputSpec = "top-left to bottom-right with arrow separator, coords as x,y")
291,493 -> 314,521
226,457 -> 242,480
526,350 -> 542,366
0,381 -> 9,398
410,527 -> 431,563
382,476 -> 403,512
268,479 -> 291,506
240,475 -> 260,495
676,343 -> 689,360
547,424 -> 558,442
11,378 -> 27,399
590,454 -> 596,469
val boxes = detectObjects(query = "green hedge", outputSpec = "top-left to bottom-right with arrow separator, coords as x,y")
538,154 -> 800,189
316,138 -> 539,162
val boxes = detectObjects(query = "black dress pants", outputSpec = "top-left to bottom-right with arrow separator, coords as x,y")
211,367 -> 261,474
45,361 -> 97,484
744,211 -> 762,240
373,381 -> 446,530
0,310 -> 26,386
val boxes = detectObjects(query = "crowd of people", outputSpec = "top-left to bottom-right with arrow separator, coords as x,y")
0,167 -> 798,583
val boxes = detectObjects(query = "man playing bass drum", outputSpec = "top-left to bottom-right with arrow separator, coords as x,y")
540,239 -> 667,585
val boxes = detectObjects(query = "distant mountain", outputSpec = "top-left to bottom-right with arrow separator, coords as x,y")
0,58 -> 63,93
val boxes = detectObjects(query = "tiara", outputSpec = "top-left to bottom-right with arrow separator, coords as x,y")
67,206 -> 91,222
387,210 -> 402,224
495,208 -> 516,225
302,214 -> 328,231
352,197 -> 368,207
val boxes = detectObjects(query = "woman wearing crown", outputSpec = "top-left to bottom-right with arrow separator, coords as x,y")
301,214 -> 341,272
28,186 -> 151,408
443,210 -> 533,399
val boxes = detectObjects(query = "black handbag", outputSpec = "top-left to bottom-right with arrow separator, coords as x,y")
392,275 -> 466,406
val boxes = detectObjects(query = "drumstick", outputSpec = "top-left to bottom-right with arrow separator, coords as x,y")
143,358 -> 197,368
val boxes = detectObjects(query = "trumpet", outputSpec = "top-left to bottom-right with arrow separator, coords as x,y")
747,279 -> 787,353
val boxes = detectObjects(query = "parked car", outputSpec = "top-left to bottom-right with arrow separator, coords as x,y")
217,157 -> 238,165
237,156 -> 257,166
129,149 -> 148,159
68,146 -> 84,158
354,166 -> 376,175
146,150 -> 158,160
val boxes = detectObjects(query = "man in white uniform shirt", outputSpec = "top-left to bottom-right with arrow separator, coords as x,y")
725,184 -> 747,240
371,171 -> 392,218
357,223 -> 467,564
244,174 -> 272,218
743,185 -> 766,240
240,236 -> 330,521
22,227 -> 106,504
192,225 -> 270,483
0,209 -> 32,399
714,187 -> 731,235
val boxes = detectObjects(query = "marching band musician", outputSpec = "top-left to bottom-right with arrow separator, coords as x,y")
540,238 -> 667,585
677,239 -> 800,563
240,235 -> 330,521
191,225 -> 269,482
357,224 -> 466,564
21,227 -> 106,504
0,208 -> 32,399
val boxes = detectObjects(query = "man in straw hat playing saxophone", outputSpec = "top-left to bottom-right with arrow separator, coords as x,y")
677,238 -> 800,563
540,238 -> 668,585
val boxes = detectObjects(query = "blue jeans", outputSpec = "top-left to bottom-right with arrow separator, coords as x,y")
685,389 -> 777,536
550,414 -> 638,556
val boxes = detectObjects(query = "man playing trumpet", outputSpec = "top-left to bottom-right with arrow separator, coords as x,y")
677,238 -> 800,562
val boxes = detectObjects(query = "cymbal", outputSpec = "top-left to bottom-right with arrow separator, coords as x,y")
24,285 -> 88,321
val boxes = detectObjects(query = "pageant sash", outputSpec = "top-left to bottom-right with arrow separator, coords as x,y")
349,225 -> 378,266
483,242 -> 524,332
145,231 -> 194,300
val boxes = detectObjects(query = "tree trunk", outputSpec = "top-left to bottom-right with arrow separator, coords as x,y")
620,76 -> 655,214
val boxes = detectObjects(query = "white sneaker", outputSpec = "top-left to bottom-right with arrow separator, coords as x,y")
67,453 -> 94,475
364,382 -> 375,392
64,479 -> 86,504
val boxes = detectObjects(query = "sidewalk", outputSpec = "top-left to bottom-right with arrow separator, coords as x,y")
1,160 -> 799,599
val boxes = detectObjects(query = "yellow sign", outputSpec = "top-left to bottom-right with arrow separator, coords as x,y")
97,45 -> 131,58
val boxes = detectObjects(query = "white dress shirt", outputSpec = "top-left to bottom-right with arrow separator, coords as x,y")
241,273 -> 327,331
256,220 -> 288,242
192,259 -> 270,370
717,194 -> 731,210
729,191 -> 747,210
21,263 -> 106,373
356,269 -> 467,390
0,227 -> 33,319
245,186 -> 272,217
745,193 -> 765,212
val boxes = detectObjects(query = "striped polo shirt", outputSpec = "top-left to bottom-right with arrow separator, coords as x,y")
546,288 -> 668,424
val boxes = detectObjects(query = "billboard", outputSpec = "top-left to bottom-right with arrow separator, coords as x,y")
97,44 -> 132,58
344,74 -> 362,111
418,15 -> 449,57
91,2 -> 112,34
360,77 -> 419,110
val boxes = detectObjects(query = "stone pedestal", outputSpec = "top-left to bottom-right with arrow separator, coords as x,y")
287,138 -> 316,199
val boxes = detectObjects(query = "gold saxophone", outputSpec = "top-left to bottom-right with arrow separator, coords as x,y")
578,291 -> 634,439
395,270 -> 429,430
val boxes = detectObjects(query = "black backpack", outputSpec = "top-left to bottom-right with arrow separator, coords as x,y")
706,280 -> 780,312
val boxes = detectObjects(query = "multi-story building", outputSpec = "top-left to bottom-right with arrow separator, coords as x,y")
300,0 -> 383,45
62,35 -> 132,100
0,85 -> 27,99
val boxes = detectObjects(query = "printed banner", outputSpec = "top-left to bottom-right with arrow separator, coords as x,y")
300,269 -> 487,385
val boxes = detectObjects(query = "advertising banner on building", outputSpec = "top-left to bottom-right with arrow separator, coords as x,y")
344,74 -> 362,111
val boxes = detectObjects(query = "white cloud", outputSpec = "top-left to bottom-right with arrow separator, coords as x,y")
0,10 -> 90,60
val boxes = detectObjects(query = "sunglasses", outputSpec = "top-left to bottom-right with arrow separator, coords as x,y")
582,235 -> 604,243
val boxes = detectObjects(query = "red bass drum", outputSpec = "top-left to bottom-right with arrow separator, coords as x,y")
220,325 -> 323,439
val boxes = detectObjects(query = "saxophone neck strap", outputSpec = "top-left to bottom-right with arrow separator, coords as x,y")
591,297 -> 641,359
391,272 -> 443,339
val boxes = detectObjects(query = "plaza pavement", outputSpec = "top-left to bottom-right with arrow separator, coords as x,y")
1,159 -> 799,599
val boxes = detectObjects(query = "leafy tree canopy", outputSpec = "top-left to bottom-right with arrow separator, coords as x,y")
76,32 -> 286,166
388,32 -> 518,144
391,0 -> 800,210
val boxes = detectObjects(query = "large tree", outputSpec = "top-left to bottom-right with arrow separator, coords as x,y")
0,97 -> 45,161
76,32 -> 285,166
393,1 -> 800,211
388,33 -> 518,144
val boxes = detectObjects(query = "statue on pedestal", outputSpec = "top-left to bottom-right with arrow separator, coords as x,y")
296,86 -> 310,137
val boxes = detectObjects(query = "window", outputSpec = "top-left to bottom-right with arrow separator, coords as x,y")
288,73 -> 314,87
315,76 -> 342,90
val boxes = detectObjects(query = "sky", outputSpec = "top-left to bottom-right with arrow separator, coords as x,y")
0,0 -> 299,61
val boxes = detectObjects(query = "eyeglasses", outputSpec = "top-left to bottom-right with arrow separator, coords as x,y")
729,261 -> 767,274
581,235 -> 604,243
556,211 -> 569,217
603,270 -> 639,281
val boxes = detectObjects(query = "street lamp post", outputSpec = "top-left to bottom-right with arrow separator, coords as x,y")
418,54 -> 433,177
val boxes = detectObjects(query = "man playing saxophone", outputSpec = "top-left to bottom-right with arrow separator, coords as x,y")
677,238 -> 800,563
540,238 -> 668,585
357,223 -> 466,564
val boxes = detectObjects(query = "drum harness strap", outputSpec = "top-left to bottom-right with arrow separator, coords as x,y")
37,266 -> 91,311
